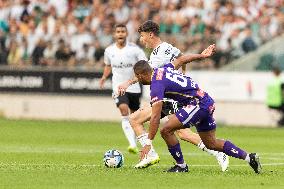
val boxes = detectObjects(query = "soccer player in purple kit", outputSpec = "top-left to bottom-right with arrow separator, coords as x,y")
133,51 -> 262,173
118,20 -> 229,171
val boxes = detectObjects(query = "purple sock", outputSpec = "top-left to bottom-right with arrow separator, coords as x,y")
168,143 -> 184,164
223,140 -> 247,159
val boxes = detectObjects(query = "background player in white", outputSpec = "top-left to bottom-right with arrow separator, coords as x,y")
118,20 -> 229,171
100,24 -> 147,154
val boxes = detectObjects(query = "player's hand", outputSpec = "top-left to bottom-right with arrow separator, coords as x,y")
201,44 -> 216,58
117,81 -> 130,96
99,77 -> 105,89
140,145 -> 151,160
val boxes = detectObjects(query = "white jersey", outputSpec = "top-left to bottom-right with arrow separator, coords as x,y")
148,42 -> 181,68
104,42 -> 147,94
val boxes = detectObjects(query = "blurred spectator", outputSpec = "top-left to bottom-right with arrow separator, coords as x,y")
76,43 -> 95,67
20,37 -> 29,65
55,39 -> 75,67
112,0 -> 130,24
7,40 -> 22,66
32,39 -> 45,65
93,40 -> 105,69
97,23 -> 113,48
241,27 -> 257,53
70,23 -> 93,55
26,19 -> 38,55
55,39 -> 69,65
43,40 -> 55,66
0,0 -> 282,70
0,31 -> 8,65
72,0 -> 91,22
266,67 -> 284,126
188,15 -> 206,36
48,0 -> 68,18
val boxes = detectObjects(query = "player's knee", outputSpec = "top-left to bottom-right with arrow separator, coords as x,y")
130,112 -> 144,124
119,104 -> 129,116
160,126 -> 171,138
120,111 -> 128,116
129,113 -> 141,128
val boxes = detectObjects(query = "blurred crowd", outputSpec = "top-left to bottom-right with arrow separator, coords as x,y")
0,0 -> 284,70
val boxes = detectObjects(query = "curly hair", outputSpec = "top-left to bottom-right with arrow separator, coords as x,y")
138,20 -> 160,36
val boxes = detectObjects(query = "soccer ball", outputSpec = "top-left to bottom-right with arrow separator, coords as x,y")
103,149 -> 124,168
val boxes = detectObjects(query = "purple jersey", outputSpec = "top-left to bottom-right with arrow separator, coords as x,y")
150,63 -> 215,112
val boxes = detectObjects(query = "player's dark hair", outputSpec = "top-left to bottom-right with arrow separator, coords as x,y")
138,20 -> 160,36
114,23 -> 127,31
133,60 -> 152,75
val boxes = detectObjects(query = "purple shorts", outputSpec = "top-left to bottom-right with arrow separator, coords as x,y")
175,105 -> 216,132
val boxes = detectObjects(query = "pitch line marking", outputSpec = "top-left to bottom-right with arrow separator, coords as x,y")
0,147 -> 284,157
0,162 -> 284,168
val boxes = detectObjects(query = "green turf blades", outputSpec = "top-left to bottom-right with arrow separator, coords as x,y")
0,119 -> 283,189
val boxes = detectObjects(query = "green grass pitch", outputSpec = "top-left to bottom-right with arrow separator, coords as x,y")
0,118 -> 283,189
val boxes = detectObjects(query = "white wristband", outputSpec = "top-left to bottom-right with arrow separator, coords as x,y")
145,139 -> 152,146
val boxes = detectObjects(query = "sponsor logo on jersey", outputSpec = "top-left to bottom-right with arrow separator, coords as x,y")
112,63 -> 134,69
156,68 -> 164,80
197,89 -> 205,97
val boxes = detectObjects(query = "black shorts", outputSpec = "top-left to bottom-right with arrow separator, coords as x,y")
160,99 -> 184,118
114,92 -> 141,111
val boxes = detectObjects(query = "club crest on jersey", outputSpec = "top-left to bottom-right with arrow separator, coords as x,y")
156,68 -> 164,80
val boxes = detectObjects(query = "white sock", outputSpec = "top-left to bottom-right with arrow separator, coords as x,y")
198,141 -> 219,156
245,154 -> 250,163
177,163 -> 187,168
121,116 -> 136,148
137,133 -> 148,147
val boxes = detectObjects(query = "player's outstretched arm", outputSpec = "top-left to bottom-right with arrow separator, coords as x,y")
99,65 -> 112,89
172,44 -> 216,70
117,76 -> 139,96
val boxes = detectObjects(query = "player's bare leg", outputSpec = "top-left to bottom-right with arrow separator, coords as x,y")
118,104 -> 138,154
198,130 -> 262,174
129,106 -> 151,136
176,128 -> 200,144
176,128 -> 229,172
130,106 -> 160,168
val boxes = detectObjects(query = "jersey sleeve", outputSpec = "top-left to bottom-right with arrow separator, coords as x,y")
103,48 -> 111,65
150,70 -> 166,105
149,43 -> 182,68
171,45 -> 181,58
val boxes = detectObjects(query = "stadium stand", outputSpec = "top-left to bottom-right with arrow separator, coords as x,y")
0,0 -> 283,70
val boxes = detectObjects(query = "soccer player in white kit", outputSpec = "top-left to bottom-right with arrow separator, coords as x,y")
100,24 -> 147,154
118,20 -> 229,171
